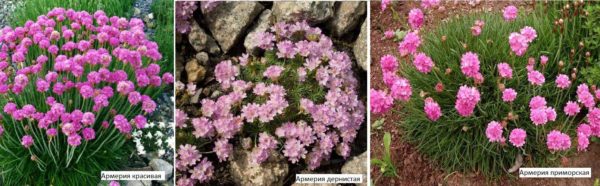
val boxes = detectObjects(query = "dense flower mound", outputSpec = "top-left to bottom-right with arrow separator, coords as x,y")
176,21 -> 365,184
378,3 -> 594,177
0,8 -> 173,184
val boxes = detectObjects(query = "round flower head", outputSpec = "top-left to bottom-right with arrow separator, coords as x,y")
546,130 -> 571,151
502,88 -> 517,103
421,0 -> 440,9
390,78 -> 412,101
555,74 -> 571,89
381,0 -> 391,11
497,63 -> 513,79
412,52 -> 434,74
503,5 -> 518,21
527,70 -> 545,86
370,89 -> 394,114
398,31 -> 421,56
455,85 -> 481,117
520,26 -> 537,42
384,30 -> 394,39
486,121 -> 505,143
21,135 -> 34,148
408,8 -> 424,30
563,101 -> 580,117
263,65 -> 284,80
460,52 -> 480,78
509,32 -> 529,56
424,97 -> 441,121
379,54 -> 398,73
577,133 -> 589,151
509,128 -> 526,147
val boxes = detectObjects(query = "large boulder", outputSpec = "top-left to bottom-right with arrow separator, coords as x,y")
272,2 -> 334,25
202,2 -> 264,53
341,152 -> 368,186
330,2 -> 366,37
244,9 -> 273,55
230,148 -> 288,186
188,21 -> 221,55
353,21 -> 368,71
149,158 -> 174,181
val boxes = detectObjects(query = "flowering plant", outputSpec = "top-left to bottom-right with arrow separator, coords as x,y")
175,21 -> 365,184
374,3 -> 595,177
0,8 -> 173,184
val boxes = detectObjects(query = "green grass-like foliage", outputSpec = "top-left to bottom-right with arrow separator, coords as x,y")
11,0 -> 135,26
581,3 -> 600,85
151,0 -> 174,74
371,132 -> 398,179
398,4 -> 587,178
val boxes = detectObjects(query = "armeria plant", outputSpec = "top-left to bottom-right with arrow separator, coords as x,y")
175,21 -> 365,184
0,8 -> 174,185
372,2 -> 598,178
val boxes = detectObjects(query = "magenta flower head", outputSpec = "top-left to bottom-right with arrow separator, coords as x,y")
21,135 -> 34,148
460,52 -> 481,79
503,5 -> 518,21
390,77 -> 412,101
370,89 -> 394,114
509,128 -> 526,147
502,88 -> 517,103
412,52 -> 434,74
486,121 -> 505,143
497,63 -> 513,79
379,54 -> 398,73
455,85 -> 481,117
398,31 -> 421,56
408,8 -> 424,30
67,134 -> 82,147
424,97 -> 441,121
546,130 -> 571,151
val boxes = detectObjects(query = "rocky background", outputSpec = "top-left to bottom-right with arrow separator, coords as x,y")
176,1 -> 368,186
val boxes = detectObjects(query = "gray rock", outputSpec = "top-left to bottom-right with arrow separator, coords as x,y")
175,53 -> 185,81
230,148 -> 288,186
330,2 -> 366,37
272,2 -> 334,25
353,21 -> 368,71
244,9 -> 273,55
202,2 -> 264,53
190,89 -> 202,104
185,59 -> 206,83
149,158 -> 174,181
195,52 -> 209,66
125,180 -> 152,186
341,152 -> 368,186
188,21 -> 221,55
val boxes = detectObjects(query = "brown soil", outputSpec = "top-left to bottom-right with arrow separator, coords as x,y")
369,1 -> 600,186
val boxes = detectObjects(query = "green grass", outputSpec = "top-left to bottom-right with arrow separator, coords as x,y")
397,3 -> 587,178
151,0 -> 174,74
11,0 -> 135,26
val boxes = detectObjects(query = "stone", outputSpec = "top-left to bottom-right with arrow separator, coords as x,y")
244,9 -> 273,55
175,53 -> 184,81
195,52 -> 209,66
202,2 -> 264,53
149,158 -> 174,181
330,2 -> 366,37
185,59 -> 206,83
341,152 -> 368,186
353,21 -> 368,71
125,180 -> 152,186
272,2 -> 334,25
230,148 -> 288,186
188,21 -> 221,55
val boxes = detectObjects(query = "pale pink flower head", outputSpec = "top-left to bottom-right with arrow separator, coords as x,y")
408,8 -> 424,30
423,97 -> 441,121
381,0 -> 391,11
502,88 -> 517,103
370,89 -> 394,114
421,0 -> 440,9
555,74 -> 571,89
508,32 -> 529,56
577,123 -> 592,137
486,121 -> 505,143
503,5 -> 518,21
263,65 -> 284,80
390,78 -> 412,101
509,128 -> 526,147
471,25 -> 482,36
379,54 -> 398,73
540,55 -> 549,65
577,133 -> 589,151
460,52 -> 480,78
497,63 -> 513,79
546,130 -> 571,151
564,101 -> 581,117
21,135 -> 34,148
384,30 -> 394,39
527,70 -> 545,86
530,106 -> 556,126
398,31 -> 421,56
529,96 -> 547,109
412,52 -> 434,74
520,26 -> 537,43
455,85 -> 481,117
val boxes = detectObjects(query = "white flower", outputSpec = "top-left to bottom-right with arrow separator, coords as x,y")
155,139 -> 163,146
158,122 -> 166,128
158,149 -> 165,156
167,136 -> 175,149
145,132 -> 153,139
155,131 -> 164,138
148,122 -> 156,128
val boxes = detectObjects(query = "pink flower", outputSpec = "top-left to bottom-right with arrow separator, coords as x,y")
390,78 -> 412,101
408,8 -> 424,30
192,117 -> 214,138
412,52 -> 434,73
555,74 -> 571,89
520,26 -> 537,42
133,115 -> 147,129
381,0 -> 391,11
547,130 -> 571,151
379,55 -> 398,73
497,63 -> 513,79
370,89 -> 394,114
21,135 -> 34,148
502,88 -> 517,103
460,52 -> 480,79
529,96 -> 547,109
540,55 -> 549,65
263,65 -> 284,80
82,128 -> 96,140
424,97 -> 441,121
587,108 -> 600,126
471,25 -> 482,36
398,31 -> 421,56
455,85 -> 481,117
564,101 -> 581,116
530,107 -> 556,126
486,121 -> 505,143
214,60 -> 239,87
527,70 -> 545,86
508,32 -> 529,56
176,109 -> 188,127
421,0 -> 440,9
578,123 -> 592,137
503,5 -> 518,21
577,84 -> 596,108
577,133 -> 589,151
509,128 -> 526,147
384,30 -> 394,39
214,138 -> 232,162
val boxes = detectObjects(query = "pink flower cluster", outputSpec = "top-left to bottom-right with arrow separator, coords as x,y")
503,5 -> 518,21
177,21 -> 365,180
421,0 -> 440,9
371,89 -> 394,114
176,144 -> 214,185
176,1 -> 198,33
471,20 -> 485,36
424,97 -> 441,121
413,52 -> 434,74
509,128 -> 526,147
455,85 -> 481,117
577,84 -> 596,108
528,96 -> 557,126
460,52 -> 481,79
0,8 -> 172,149
546,130 -> 571,151
486,121 -> 505,143
497,63 -> 513,79
509,26 -> 537,56
408,8 -> 424,30
398,31 -> 421,56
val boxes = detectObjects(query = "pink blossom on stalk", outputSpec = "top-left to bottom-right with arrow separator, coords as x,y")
370,89 -> 393,114
455,85 -> 481,117
398,31 -> 421,56
384,30 -> 394,39
587,108 -> 600,126
502,88 -> 517,103
564,101 -> 581,116
529,96 -> 547,109
21,135 -> 34,148
82,128 -> 96,140
540,55 -> 549,65
176,109 -> 188,128
408,8 -> 424,30
381,0 -> 391,11
379,55 -> 398,73
460,52 -> 481,79
133,115 -> 147,129
527,70 -> 545,86
192,117 -> 214,138
520,26 -> 537,42
503,5 -> 518,21
190,158 -> 213,183
421,0 -> 440,9
412,52 -> 434,74
555,74 -> 571,89
497,63 -> 513,79
509,128 -> 526,147
263,65 -> 284,80
214,138 -> 232,162
177,144 -> 200,167
424,97 -> 441,121
508,32 -> 529,56
67,134 -> 82,147
577,84 -> 596,108
547,130 -> 571,151
390,78 -> 412,101
577,133 -> 589,151
577,123 -> 592,137
282,139 -> 306,164
251,132 -> 279,164
486,121 -> 505,143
